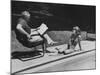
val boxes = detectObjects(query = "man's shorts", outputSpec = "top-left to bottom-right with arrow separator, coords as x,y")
29,35 -> 43,42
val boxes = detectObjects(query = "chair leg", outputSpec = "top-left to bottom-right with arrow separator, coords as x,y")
42,43 -> 46,56
20,44 -> 46,61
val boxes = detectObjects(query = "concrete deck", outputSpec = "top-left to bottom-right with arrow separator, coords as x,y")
11,40 -> 96,74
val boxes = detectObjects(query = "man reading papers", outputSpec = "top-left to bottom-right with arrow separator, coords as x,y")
16,11 -> 57,46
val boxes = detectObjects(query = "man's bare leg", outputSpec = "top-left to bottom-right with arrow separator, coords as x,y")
43,34 -> 58,45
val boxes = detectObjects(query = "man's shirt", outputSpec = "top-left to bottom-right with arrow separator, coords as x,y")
18,18 -> 31,34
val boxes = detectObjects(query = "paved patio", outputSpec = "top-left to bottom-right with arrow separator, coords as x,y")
11,40 -> 96,74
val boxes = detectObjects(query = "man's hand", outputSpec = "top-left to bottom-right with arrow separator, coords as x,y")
27,34 -> 31,39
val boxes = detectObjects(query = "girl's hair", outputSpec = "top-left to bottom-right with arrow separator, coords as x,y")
73,26 -> 80,30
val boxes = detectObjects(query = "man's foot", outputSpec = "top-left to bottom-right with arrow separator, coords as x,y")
48,41 -> 58,45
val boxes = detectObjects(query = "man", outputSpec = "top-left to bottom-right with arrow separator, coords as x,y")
16,11 -> 57,46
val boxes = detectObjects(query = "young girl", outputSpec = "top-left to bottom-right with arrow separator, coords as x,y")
68,26 -> 82,49
63,26 -> 82,54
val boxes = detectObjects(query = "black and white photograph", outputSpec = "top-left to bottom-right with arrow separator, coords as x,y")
11,0 -> 96,75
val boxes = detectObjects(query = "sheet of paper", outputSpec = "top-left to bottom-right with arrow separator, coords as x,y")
37,23 -> 48,35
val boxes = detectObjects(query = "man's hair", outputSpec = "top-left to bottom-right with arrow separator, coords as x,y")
21,11 -> 30,17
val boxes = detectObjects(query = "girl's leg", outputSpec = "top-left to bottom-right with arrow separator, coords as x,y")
78,38 -> 82,50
